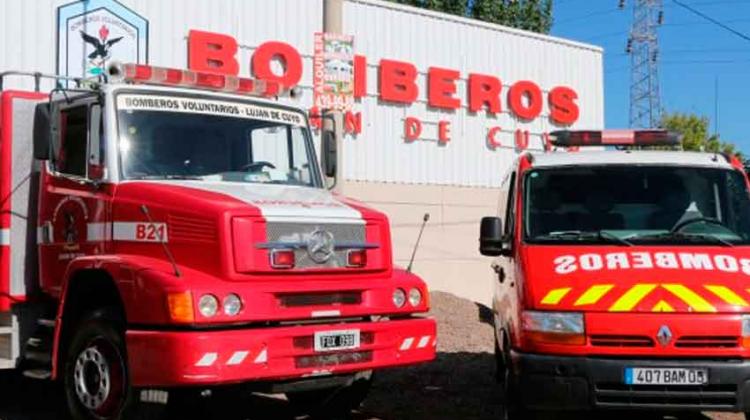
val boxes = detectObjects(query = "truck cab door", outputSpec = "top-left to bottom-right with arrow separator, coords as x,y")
38,97 -> 110,296
493,171 -> 518,342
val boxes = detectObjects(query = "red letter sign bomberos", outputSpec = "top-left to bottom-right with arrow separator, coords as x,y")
188,30 -> 239,75
186,30 -> 583,146
252,41 -> 303,89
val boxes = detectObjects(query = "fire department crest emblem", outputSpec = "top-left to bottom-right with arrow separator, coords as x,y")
57,0 -> 148,79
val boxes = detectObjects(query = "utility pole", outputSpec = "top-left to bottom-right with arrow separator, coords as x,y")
624,0 -> 664,128
323,0 -> 345,192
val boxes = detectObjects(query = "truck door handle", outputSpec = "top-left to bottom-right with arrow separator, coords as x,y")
491,262 -> 505,283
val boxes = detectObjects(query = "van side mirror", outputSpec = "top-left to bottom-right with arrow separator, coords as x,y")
480,217 -> 509,257
33,103 -> 51,160
322,130 -> 337,178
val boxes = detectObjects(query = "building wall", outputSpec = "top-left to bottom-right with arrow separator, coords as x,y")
341,0 -> 604,187
340,0 -> 603,304
0,0 -> 604,305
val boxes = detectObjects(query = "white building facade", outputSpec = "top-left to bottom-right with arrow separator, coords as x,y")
0,0 -> 604,304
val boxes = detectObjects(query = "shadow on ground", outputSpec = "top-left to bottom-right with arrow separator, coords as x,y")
0,355 -> 724,420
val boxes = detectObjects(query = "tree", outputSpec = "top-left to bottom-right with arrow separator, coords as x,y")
443,0 -> 468,16
661,112 -> 709,151
661,112 -> 743,158
470,0 -> 495,22
392,0 -> 553,34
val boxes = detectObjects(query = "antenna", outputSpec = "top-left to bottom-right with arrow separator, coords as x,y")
140,204 -> 181,278
406,213 -> 430,273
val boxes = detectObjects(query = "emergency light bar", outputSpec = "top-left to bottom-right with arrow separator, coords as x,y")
108,62 -> 288,98
550,129 -> 681,147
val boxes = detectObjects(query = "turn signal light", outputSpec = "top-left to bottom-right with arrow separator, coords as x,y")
167,291 -> 195,323
346,249 -> 367,268
741,316 -> 750,348
525,331 -> 586,346
271,249 -> 295,269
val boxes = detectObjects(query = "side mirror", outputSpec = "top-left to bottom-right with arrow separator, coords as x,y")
322,130 -> 337,178
33,103 -> 51,160
480,217 -> 509,257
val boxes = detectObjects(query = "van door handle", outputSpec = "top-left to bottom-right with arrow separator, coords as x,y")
491,262 -> 505,283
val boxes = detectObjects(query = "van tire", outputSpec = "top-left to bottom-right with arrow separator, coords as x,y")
63,309 -> 166,420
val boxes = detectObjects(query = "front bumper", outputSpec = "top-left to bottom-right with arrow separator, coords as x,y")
126,317 -> 436,387
511,351 -> 750,412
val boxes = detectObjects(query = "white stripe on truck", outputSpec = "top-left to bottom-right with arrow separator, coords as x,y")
0,228 -> 9,246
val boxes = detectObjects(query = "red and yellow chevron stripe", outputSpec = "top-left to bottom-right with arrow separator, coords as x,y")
539,283 -> 750,313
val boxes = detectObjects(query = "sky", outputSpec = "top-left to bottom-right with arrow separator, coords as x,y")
550,0 -> 750,154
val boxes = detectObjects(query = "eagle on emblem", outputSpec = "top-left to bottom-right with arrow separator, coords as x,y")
80,24 -> 123,62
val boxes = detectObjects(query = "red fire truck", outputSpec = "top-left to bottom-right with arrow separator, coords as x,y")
480,130 -> 750,419
0,63 -> 436,419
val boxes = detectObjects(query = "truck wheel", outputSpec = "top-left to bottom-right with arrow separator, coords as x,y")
286,374 -> 373,419
63,310 -> 165,420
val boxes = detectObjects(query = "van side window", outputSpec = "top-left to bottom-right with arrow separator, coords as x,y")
504,172 -> 517,239
88,104 -> 105,180
54,106 -> 88,177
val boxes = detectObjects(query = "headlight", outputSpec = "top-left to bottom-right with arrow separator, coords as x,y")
521,311 -> 585,346
408,288 -> 422,307
223,294 -> 243,316
742,316 -> 750,348
198,294 -> 219,318
392,288 -> 406,308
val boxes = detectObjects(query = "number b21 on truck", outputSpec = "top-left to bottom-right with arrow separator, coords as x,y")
0,64 -> 436,419
480,130 -> 750,419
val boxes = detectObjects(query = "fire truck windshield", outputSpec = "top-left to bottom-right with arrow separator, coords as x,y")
116,96 -> 320,188
524,166 -> 750,246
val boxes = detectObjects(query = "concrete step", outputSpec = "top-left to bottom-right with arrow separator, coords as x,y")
22,369 -> 51,380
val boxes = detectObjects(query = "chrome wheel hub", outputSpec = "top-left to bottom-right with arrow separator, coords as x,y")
74,346 -> 111,410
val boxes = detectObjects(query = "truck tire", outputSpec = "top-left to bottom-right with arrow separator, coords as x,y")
63,309 -> 166,420
286,374 -> 373,419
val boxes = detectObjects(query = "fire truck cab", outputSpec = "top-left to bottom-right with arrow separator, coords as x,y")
480,130 -> 750,419
0,64 -> 436,419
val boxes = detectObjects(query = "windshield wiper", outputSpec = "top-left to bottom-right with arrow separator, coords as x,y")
130,174 -> 204,181
539,230 -> 633,247
626,231 -> 735,247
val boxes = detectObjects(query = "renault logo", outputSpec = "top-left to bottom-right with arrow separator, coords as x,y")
307,229 -> 335,263
656,325 -> 673,347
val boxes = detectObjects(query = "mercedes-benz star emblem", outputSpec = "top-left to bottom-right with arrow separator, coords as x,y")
306,229 -> 335,264
656,325 -> 673,347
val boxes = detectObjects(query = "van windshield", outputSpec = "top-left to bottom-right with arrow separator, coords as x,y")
116,93 -> 320,188
524,166 -> 750,245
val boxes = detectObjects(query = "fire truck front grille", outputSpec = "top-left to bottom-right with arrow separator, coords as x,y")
590,335 -> 655,348
675,336 -> 739,349
279,292 -> 362,308
595,383 -> 738,409
266,222 -> 366,269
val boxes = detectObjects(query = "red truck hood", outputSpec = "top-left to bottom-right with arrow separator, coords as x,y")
523,245 -> 750,313
117,180 -> 386,222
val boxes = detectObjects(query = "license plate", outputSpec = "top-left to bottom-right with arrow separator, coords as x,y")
624,367 -> 708,385
314,329 -> 361,352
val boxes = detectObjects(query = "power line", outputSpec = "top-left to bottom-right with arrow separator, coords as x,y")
672,0 -> 750,42
606,57 -> 750,73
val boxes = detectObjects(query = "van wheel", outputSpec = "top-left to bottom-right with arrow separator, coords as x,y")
496,337 -> 547,420
286,374 -> 373,419
63,310 -> 166,420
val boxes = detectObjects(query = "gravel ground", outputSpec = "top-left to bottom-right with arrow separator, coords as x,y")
0,292 -> 744,419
